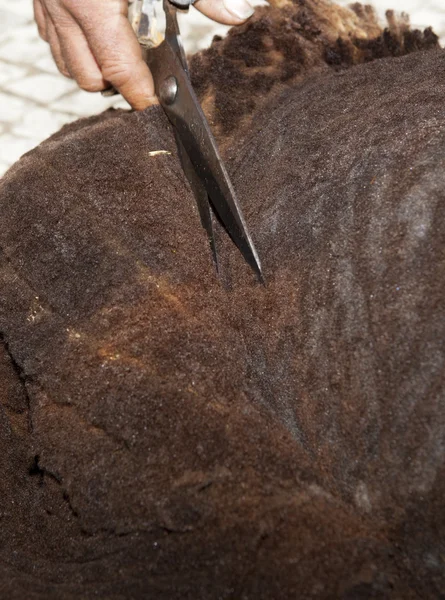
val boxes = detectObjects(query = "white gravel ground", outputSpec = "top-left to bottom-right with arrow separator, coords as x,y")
0,0 -> 444,176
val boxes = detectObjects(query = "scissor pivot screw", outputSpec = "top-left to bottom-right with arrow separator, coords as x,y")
160,76 -> 178,106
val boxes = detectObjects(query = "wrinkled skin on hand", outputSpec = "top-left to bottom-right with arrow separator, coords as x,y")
33,0 -> 255,109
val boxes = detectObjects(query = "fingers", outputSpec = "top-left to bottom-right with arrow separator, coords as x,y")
36,0 -> 156,110
33,0 -> 48,41
45,16 -> 71,78
66,2 -> 156,110
36,4 -> 106,93
35,0 -> 253,111
54,20 -> 106,92
194,0 -> 255,25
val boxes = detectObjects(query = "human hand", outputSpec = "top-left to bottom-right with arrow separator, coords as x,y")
33,0 -> 255,110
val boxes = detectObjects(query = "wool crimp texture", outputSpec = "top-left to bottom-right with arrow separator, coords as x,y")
0,1 -> 444,598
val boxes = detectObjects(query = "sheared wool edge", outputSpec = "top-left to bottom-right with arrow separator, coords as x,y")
189,0 -> 439,142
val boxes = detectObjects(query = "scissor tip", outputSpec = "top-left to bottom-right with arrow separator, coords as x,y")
248,255 -> 264,285
241,238 -> 264,285
255,266 -> 265,286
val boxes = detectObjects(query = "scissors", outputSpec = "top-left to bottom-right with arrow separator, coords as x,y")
107,0 -> 263,282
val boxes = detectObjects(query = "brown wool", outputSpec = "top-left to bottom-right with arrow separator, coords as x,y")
190,0 -> 439,142
0,2 -> 444,598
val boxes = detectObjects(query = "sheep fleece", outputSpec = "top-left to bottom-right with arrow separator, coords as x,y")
0,49 -> 445,600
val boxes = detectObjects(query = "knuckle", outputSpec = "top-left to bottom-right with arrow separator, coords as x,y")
63,0 -> 102,25
100,62 -> 133,88
53,16 -> 78,34
62,0 -> 86,14
77,75 -> 105,93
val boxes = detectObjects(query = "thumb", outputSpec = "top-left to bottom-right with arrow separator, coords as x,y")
193,0 -> 255,25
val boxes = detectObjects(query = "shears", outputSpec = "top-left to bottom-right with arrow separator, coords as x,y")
107,0 -> 263,281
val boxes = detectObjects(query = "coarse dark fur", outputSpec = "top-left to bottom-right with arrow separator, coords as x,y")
190,0 -> 439,139
0,1 -> 444,598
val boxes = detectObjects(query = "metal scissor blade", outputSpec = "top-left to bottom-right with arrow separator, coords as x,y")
145,39 -> 263,282
164,3 -> 219,263
175,130 -> 219,271
163,0 -> 189,74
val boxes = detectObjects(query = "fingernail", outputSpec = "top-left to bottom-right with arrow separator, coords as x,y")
223,0 -> 255,21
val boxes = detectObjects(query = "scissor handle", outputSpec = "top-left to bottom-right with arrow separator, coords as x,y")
128,0 -> 161,47
129,0 -> 195,45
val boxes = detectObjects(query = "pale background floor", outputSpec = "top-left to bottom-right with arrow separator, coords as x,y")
0,0 -> 444,177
